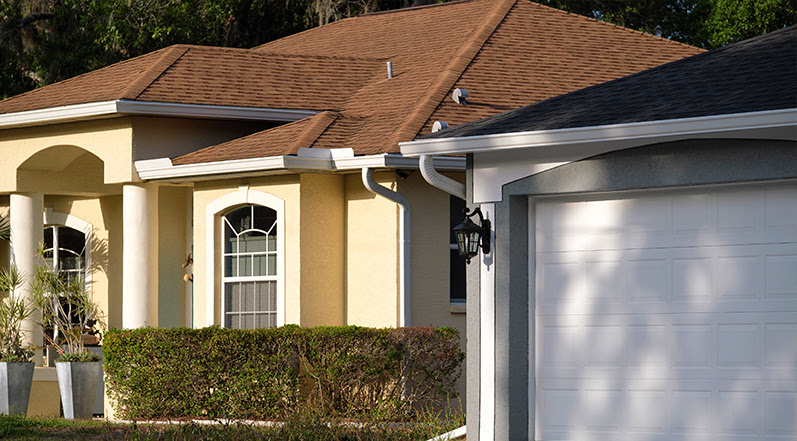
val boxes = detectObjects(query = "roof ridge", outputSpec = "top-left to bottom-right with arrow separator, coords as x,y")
386,0 -> 516,146
120,45 -> 190,100
247,51 -> 385,63
357,0 -> 480,17
291,111 -> 339,150
527,1 -> 703,51
252,0 -> 481,52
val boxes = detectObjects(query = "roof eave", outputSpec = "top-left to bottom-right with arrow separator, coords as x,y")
135,153 -> 466,182
399,108 -> 797,156
0,99 -> 319,129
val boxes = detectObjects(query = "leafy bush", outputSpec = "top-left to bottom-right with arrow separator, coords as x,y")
103,326 -> 463,421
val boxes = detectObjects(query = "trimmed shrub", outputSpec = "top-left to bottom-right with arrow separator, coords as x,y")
103,326 -> 463,421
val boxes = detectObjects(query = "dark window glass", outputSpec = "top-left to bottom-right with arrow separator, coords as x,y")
450,196 -> 467,303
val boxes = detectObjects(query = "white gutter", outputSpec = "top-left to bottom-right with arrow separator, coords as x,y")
0,99 -> 318,129
419,155 -> 466,199
134,151 -> 465,181
361,168 -> 411,328
399,108 -> 797,156
426,425 -> 466,441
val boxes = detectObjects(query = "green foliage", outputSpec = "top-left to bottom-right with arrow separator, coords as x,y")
0,409 -> 464,440
542,0 -> 796,49
0,266 -> 34,363
699,0 -> 797,47
103,326 -> 464,422
57,349 -> 101,362
30,252 -> 105,357
0,212 -> 9,241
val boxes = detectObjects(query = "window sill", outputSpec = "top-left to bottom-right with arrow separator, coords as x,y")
449,303 -> 466,314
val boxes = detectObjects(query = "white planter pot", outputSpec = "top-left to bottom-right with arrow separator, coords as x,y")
0,362 -> 35,415
55,361 -> 101,419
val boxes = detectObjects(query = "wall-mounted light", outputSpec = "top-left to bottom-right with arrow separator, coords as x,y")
452,207 -> 490,264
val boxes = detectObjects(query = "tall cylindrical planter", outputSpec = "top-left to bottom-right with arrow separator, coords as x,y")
55,361 -> 102,419
0,362 -> 35,415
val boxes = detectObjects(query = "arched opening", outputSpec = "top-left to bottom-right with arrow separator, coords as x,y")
17,145 -> 117,195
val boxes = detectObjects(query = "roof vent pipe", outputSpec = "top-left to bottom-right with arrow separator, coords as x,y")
387,61 -> 393,79
452,88 -> 468,104
432,121 -> 449,132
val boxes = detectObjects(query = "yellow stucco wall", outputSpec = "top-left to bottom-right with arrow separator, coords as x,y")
28,367 -> 60,417
298,174 -> 345,327
0,119 -> 135,191
344,172 -> 402,327
157,186 -> 190,328
130,117 -> 276,161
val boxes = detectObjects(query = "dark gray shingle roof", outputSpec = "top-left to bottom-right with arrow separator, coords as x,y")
424,25 -> 797,139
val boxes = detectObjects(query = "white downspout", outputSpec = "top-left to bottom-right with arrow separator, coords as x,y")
419,155 -> 466,199
362,168 -> 411,327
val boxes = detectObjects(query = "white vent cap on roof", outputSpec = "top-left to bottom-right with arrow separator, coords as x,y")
452,88 -> 468,104
432,121 -> 449,133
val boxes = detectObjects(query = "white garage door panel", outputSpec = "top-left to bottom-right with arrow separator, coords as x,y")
534,184 -> 797,441
537,379 -> 797,441
537,243 -> 797,316
537,311 -> 797,381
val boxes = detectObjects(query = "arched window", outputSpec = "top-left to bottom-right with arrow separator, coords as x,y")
221,205 -> 279,329
43,225 -> 87,284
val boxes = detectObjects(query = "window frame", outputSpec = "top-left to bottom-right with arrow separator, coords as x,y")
220,204 -> 279,329
42,209 -> 92,294
206,188 -> 285,328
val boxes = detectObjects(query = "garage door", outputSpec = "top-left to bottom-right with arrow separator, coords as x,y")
534,183 -> 797,441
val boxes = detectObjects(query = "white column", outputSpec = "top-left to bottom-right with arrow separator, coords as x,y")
10,192 -> 44,365
122,184 -> 158,328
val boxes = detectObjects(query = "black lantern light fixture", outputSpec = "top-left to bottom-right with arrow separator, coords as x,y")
453,207 -> 490,264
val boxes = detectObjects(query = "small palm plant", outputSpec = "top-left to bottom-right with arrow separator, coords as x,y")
0,212 -> 9,241
30,249 -> 104,362
0,266 -> 34,362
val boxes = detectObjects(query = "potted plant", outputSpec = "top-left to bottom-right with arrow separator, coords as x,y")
0,266 -> 35,415
31,261 -> 105,420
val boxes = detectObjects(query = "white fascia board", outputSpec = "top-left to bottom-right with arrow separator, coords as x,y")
0,101 -> 120,129
399,108 -> 797,156
136,156 -> 292,180
135,154 -> 465,181
0,100 -> 318,129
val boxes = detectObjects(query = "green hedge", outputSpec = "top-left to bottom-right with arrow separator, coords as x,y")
103,325 -> 463,421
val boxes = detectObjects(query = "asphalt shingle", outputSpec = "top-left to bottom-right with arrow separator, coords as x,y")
0,0 -> 705,164
423,25 -> 797,139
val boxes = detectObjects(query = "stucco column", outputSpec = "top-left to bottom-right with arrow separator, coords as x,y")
9,192 -> 44,365
122,184 -> 158,328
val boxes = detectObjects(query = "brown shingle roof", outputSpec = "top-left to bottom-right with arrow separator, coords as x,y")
178,0 -> 701,163
0,0 -> 704,166
423,25 -> 797,139
0,46 -> 384,114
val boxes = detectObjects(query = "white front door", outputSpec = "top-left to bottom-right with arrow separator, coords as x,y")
533,183 -> 797,440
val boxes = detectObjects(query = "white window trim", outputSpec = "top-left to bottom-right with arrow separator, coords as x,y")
42,208 -> 93,295
205,187 -> 285,327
